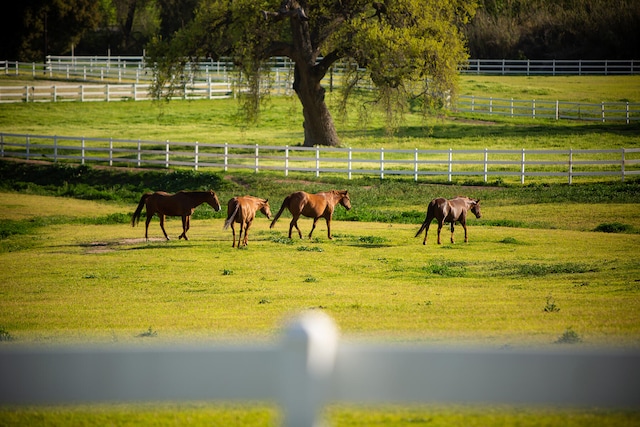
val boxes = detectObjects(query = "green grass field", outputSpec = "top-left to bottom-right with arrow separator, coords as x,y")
1,74 -> 639,425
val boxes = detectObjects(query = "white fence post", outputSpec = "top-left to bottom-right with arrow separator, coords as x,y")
109,137 -> 113,166
137,139 -> 141,167
165,140 -> 170,168
279,312 -> 338,427
255,144 -> 259,173
81,137 -> 85,165
224,143 -> 228,172
380,147 -> 384,179
448,148 -> 453,181
194,141 -> 199,171
414,148 -> 418,182
316,147 -> 320,178
521,148 -> 526,184
568,149 -> 573,185
348,147 -> 352,180
483,148 -> 488,182
285,145 -> 289,177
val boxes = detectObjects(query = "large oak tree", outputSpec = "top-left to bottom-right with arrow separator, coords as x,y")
148,0 -> 477,146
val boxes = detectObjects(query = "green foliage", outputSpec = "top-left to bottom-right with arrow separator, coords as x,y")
507,262 -> 595,277
423,260 -> 468,277
594,222 -> 633,233
555,327 -> 582,344
466,0 -> 640,59
0,326 -> 14,341
544,294 -> 560,313
137,327 -> 158,338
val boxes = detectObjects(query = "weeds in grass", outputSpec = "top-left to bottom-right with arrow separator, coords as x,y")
555,327 -> 582,344
222,269 -> 233,275
511,262 -> 594,277
304,276 -> 318,283
298,246 -> 324,252
544,294 -> 560,312
137,327 -> 157,338
269,235 -> 294,245
593,222 -> 633,233
423,260 -> 467,277
0,327 -> 14,341
358,235 -> 389,245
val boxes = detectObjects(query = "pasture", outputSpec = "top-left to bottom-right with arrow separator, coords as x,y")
1,74 -> 640,425
1,182 -> 640,425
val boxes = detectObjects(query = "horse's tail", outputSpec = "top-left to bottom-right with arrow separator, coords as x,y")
415,200 -> 435,238
131,193 -> 151,227
269,195 -> 290,229
223,202 -> 240,230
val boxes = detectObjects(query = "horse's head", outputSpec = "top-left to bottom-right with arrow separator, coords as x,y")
208,190 -> 222,212
470,199 -> 482,218
339,190 -> 351,210
261,199 -> 272,219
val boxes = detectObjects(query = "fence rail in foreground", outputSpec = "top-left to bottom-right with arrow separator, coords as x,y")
2,133 -> 639,184
1,312 -> 639,427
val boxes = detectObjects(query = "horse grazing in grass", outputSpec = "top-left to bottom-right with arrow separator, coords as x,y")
131,190 -> 221,241
415,196 -> 481,245
270,190 -> 351,239
224,196 -> 272,248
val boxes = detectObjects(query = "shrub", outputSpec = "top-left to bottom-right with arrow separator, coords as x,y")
593,222 -> 633,233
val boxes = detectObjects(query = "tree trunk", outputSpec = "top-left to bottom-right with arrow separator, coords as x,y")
292,64 -> 340,147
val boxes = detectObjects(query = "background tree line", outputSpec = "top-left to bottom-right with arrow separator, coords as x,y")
3,0 -> 639,62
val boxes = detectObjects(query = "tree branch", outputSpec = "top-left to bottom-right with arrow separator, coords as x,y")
262,0 -> 309,22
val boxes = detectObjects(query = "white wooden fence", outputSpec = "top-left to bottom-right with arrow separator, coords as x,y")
1,312 -> 639,427
3,57 -> 639,80
465,59 -> 640,76
2,132 -> 639,184
457,96 -> 640,123
0,81 -> 234,103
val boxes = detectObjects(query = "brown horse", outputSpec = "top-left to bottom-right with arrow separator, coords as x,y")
223,196 -> 272,248
131,190 -> 221,241
270,190 -> 351,239
415,196 -> 481,245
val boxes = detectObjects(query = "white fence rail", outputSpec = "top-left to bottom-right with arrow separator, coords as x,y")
0,81 -> 234,103
1,312 -> 639,427
2,132 -> 639,184
4,57 -> 639,80
457,96 -> 640,123
465,58 -> 640,76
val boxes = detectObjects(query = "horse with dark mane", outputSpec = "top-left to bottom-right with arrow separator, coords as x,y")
270,190 -> 351,239
131,190 -> 221,241
415,196 -> 481,245
223,196 -> 271,248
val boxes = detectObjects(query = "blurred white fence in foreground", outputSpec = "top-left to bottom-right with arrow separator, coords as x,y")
1,312 -> 639,427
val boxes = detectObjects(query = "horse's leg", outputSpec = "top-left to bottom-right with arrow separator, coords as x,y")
308,217 -> 320,239
159,215 -> 170,240
179,216 -> 188,240
461,219 -> 468,243
325,216 -> 332,240
450,222 -> 456,244
231,222 -> 237,247
243,220 -> 251,246
238,222 -> 245,247
289,215 -> 302,239
144,214 -> 152,241
437,220 -> 444,245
